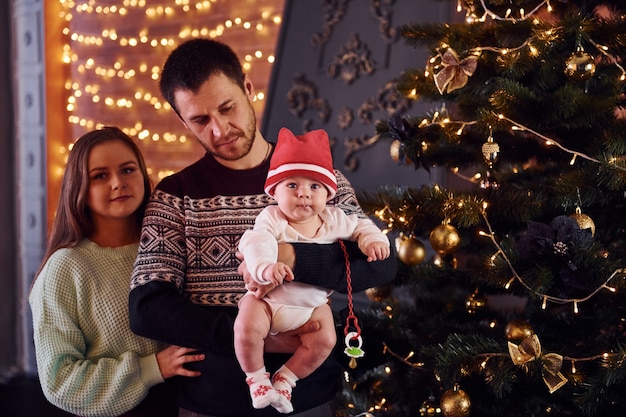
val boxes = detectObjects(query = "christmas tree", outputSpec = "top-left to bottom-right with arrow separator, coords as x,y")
335,1 -> 626,416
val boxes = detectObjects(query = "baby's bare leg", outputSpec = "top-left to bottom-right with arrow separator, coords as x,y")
284,303 -> 336,379
234,295 -> 272,372
270,303 -> 337,413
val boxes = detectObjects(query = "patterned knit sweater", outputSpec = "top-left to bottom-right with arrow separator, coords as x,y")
129,151 -> 397,416
29,240 -> 165,417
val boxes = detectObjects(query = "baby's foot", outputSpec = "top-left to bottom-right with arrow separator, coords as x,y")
271,372 -> 294,413
247,373 -> 279,409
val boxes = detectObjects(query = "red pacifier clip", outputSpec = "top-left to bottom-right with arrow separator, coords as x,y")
338,240 -> 364,368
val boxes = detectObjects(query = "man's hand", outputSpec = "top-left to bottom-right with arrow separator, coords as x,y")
264,320 -> 321,353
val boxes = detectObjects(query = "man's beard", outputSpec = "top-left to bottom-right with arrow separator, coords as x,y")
204,104 -> 257,161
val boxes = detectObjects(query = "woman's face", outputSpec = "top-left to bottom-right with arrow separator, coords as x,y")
86,140 -> 145,227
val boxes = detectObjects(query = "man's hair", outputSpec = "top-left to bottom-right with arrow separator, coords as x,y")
159,38 -> 246,116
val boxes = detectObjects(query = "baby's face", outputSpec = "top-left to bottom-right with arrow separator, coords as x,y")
273,176 -> 329,221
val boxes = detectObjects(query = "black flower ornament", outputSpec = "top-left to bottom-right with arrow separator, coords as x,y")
515,216 -> 594,297
386,115 -> 430,171
387,115 -> 417,141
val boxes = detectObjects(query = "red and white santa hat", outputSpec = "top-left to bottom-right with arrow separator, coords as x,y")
264,127 -> 337,200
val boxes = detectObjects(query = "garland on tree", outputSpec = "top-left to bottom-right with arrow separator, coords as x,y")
335,1 -> 626,416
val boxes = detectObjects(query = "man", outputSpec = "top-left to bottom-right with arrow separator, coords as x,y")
129,38 -> 397,417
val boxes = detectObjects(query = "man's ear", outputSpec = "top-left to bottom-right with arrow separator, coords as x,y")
243,74 -> 256,100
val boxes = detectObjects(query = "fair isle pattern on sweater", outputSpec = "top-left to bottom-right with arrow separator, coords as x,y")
131,171 -> 363,307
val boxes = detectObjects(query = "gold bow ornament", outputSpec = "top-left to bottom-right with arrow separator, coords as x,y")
508,334 -> 568,393
433,48 -> 478,95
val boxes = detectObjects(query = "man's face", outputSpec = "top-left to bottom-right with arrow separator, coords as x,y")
174,72 -> 257,163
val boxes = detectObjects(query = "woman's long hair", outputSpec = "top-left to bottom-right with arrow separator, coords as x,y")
33,127 -> 152,281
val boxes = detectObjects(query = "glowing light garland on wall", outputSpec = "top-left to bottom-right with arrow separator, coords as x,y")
52,0 -> 284,183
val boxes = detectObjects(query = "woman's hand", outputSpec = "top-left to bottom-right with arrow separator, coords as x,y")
156,345 -> 204,379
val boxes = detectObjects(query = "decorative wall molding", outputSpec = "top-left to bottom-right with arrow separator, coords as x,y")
287,73 -> 331,132
264,0 -> 449,188
12,0 -> 46,374
327,33 -> 375,85
311,0 -> 349,50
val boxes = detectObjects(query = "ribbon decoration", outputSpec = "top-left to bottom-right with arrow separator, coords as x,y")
508,334 -> 568,393
433,48 -> 478,94
542,353 -> 567,394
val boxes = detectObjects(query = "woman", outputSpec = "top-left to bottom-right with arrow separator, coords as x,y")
29,127 -> 203,417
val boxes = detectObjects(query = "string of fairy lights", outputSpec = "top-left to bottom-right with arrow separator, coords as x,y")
385,0 -> 626,311
371,191 -> 626,414
343,3 -> 626,413
52,0 -> 284,182
458,0 -> 553,22
48,2 -> 626,413
384,108 -> 626,308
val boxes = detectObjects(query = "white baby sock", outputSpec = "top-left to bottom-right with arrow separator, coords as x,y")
271,365 -> 299,414
246,367 -> 278,409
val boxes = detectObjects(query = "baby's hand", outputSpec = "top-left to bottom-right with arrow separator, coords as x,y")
262,262 -> 294,285
365,242 -> 391,262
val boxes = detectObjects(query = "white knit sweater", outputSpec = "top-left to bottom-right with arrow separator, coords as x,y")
29,239 -> 165,417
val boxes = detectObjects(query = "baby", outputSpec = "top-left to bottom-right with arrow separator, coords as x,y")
236,127 -> 390,413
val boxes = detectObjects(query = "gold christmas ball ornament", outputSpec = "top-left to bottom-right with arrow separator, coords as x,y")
564,48 -> 596,82
505,319 -> 534,341
397,235 -> 427,266
432,253 -> 458,269
479,171 -> 499,190
570,207 -> 596,237
365,285 -> 392,302
390,139 -> 411,164
440,386 -> 471,417
430,224 -> 461,255
389,139 -> 402,162
420,396 -> 443,416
